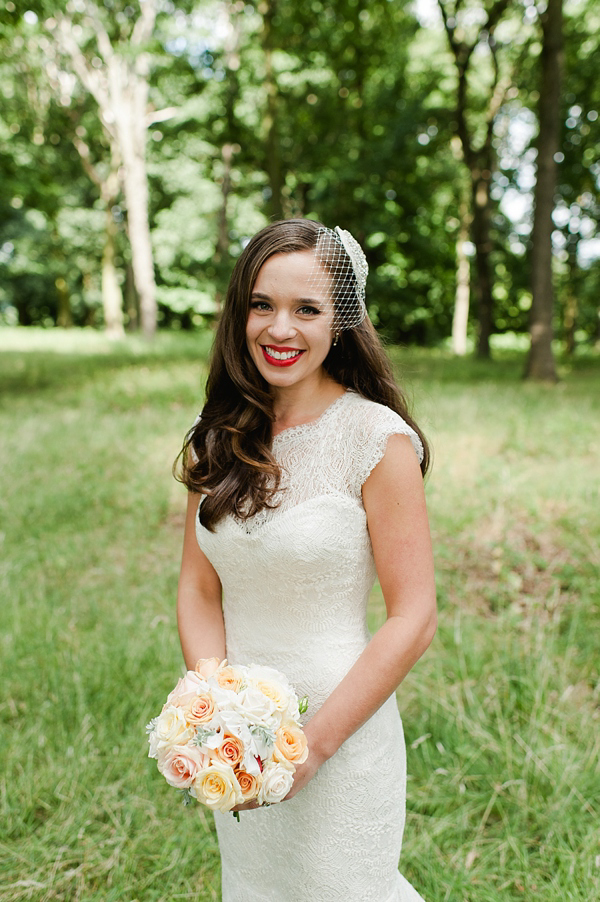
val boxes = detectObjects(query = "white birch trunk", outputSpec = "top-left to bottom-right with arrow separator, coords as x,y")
451,198 -> 472,355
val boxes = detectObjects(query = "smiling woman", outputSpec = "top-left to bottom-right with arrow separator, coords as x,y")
172,219 -> 436,902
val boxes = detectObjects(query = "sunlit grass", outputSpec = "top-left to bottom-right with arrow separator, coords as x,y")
1,328 -> 598,901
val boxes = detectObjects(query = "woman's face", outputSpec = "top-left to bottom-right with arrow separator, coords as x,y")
245,250 -> 335,392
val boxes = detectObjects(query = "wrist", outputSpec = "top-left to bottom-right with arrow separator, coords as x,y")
304,721 -> 339,765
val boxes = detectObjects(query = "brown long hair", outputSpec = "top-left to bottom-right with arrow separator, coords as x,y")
175,219 -> 430,531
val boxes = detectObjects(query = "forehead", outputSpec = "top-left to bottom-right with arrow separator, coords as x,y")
253,250 -> 332,299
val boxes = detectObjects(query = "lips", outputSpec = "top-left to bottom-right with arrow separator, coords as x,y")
260,345 -> 306,367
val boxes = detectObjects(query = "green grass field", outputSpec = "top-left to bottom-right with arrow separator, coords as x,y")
1,327 -> 598,902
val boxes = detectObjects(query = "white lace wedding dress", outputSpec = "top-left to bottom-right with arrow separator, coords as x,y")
195,390 -> 425,902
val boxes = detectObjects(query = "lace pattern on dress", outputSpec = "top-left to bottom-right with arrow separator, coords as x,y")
235,390 -> 423,534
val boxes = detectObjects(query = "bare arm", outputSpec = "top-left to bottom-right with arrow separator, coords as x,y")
177,491 -> 225,670
286,433 -> 437,797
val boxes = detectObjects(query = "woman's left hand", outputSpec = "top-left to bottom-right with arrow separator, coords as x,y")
230,725 -> 329,811
283,741 -> 327,801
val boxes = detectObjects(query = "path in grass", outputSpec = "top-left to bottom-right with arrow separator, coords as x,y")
1,329 -> 598,902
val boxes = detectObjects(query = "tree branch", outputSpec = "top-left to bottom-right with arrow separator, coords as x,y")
82,0 -> 114,62
131,0 -> 158,47
145,106 -> 178,126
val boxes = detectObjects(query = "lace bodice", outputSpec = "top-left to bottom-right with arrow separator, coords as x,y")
193,389 -> 425,902
239,390 -> 423,531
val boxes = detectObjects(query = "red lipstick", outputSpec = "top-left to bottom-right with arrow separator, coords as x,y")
260,345 -> 305,368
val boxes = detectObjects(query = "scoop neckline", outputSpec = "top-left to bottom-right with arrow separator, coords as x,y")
272,389 -> 350,444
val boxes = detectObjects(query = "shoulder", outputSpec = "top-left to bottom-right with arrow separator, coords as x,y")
336,391 -> 424,465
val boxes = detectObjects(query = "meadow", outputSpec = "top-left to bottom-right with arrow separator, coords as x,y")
1,327 -> 598,902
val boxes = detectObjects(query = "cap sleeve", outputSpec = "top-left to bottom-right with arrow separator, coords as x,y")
351,403 -> 424,494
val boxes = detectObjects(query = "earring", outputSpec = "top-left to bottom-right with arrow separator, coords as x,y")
333,332 -> 339,347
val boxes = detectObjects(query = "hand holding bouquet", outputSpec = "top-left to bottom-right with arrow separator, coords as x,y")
147,658 -> 309,815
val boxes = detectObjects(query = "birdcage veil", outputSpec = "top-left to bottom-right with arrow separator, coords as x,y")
307,226 -> 368,331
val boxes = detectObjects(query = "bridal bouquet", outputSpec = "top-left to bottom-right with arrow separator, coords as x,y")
147,658 -> 309,815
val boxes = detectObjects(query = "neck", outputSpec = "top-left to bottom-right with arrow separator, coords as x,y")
271,373 -> 344,432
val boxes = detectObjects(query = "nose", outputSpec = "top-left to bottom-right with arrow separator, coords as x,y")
267,310 -> 297,342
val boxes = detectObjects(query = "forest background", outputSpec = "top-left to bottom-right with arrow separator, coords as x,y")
1,0 -> 599,373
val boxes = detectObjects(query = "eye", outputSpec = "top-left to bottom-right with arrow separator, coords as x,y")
249,300 -> 272,312
296,305 -> 321,316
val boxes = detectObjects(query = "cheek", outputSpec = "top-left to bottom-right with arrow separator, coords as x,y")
246,314 -> 264,343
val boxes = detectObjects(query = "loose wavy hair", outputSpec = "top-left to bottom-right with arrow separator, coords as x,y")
175,219 -> 430,531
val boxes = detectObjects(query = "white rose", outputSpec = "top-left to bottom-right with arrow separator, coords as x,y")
155,705 -> 194,750
258,762 -> 295,805
147,724 -> 159,760
217,709 -> 255,741
233,687 -> 278,729
207,683 -> 240,712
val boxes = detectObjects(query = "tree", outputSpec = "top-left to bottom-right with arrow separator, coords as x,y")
438,0 -> 515,357
524,0 -> 563,380
46,0 -> 161,337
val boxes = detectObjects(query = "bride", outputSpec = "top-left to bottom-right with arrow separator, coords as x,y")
175,219 -> 436,901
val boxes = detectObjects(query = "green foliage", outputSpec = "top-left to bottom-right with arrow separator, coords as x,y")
0,0 -> 598,345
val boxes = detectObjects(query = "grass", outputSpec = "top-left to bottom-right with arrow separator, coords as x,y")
1,327 -> 598,902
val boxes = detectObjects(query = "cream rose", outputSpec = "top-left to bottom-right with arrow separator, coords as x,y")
258,762 -> 294,805
155,705 -> 195,750
236,769 -> 262,802
184,693 -> 216,725
253,679 -> 290,712
215,665 -> 244,693
195,657 -> 221,679
213,732 -> 244,769
194,763 -> 243,812
158,744 -> 209,789
275,721 -> 308,765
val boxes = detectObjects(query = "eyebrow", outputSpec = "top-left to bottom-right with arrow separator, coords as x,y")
250,291 -> 324,306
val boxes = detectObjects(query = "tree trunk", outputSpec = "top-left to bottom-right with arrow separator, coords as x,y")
55,276 -> 73,327
102,205 -> 125,338
452,194 -> 472,355
525,0 -> 562,381
471,171 -> 495,358
124,263 -> 139,331
262,0 -> 284,220
563,237 -> 578,355
114,62 -> 156,338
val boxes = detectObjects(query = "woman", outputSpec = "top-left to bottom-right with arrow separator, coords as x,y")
176,219 -> 436,901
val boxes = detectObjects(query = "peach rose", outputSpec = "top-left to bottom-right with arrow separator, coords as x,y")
235,769 -> 262,802
184,693 -> 216,725
271,745 -> 296,772
194,763 -> 242,812
275,721 -> 308,765
158,744 -> 209,789
215,666 -> 244,693
195,657 -> 221,679
213,732 -> 244,769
